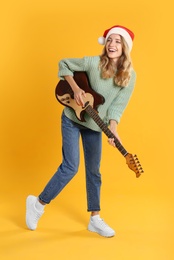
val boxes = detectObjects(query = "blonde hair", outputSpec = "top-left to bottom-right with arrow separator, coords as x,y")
99,36 -> 133,87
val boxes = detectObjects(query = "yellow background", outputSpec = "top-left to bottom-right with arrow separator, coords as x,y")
0,0 -> 174,259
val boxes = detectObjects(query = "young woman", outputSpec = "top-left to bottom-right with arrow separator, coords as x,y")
26,25 -> 136,238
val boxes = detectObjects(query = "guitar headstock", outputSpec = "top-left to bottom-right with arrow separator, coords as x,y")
125,153 -> 144,178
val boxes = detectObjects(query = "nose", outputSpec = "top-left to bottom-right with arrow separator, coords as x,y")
108,39 -> 114,46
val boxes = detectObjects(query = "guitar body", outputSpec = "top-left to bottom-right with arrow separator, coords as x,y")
55,71 -> 105,122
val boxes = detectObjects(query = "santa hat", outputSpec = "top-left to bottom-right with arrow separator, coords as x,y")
98,25 -> 134,51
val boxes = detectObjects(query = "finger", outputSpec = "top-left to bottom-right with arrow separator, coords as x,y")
75,97 -> 81,106
108,139 -> 114,146
108,138 -> 116,147
82,91 -> 86,97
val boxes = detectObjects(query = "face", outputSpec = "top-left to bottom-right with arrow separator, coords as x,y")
105,34 -> 123,63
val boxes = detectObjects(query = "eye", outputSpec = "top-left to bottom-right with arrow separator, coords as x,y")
107,38 -> 111,42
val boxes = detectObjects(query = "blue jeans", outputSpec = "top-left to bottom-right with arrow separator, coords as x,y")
39,112 -> 102,212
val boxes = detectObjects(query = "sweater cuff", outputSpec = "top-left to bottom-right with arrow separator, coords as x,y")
108,112 -> 120,124
58,70 -> 74,80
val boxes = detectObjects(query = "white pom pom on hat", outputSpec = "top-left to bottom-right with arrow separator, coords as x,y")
98,25 -> 134,51
98,36 -> 106,45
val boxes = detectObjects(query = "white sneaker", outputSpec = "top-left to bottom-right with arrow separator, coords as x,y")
88,215 -> 115,237
26,195 -> 44,230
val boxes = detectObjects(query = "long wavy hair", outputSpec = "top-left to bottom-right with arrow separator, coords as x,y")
99,36 -> 133,87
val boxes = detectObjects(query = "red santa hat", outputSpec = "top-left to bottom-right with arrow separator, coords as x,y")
98,25 -> 134,51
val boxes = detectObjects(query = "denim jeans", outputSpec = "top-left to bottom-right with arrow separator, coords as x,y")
39,112 -> 102,212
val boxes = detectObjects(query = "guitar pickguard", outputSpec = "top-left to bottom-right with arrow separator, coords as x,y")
57,92 -> 94,121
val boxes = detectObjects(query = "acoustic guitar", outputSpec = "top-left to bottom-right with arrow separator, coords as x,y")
55,71 -> 143,178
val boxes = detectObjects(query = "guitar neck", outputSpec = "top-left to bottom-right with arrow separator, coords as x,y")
85,105 -> 128,157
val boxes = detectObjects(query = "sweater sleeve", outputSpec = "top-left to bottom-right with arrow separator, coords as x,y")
58,57 -> 88,79
107,70 -> 136,124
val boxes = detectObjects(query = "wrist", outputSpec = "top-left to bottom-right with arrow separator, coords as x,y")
109,119 -> 118,131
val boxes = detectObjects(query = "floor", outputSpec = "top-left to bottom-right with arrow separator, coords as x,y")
1,160 -> 173,260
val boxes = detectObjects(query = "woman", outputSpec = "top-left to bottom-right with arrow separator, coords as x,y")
26,25 -> 136,238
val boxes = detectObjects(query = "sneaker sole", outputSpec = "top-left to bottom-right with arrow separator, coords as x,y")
88,223 -> 115,238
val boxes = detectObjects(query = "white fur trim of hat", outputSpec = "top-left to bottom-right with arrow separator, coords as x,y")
98,25 -> 134,51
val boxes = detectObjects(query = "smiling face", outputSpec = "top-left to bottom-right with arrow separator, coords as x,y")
105,34 -> 123,63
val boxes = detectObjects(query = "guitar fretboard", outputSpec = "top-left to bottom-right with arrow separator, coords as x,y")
85,105 -> 128,157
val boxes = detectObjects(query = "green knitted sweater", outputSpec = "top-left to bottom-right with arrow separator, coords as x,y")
58,56 -> 136,132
